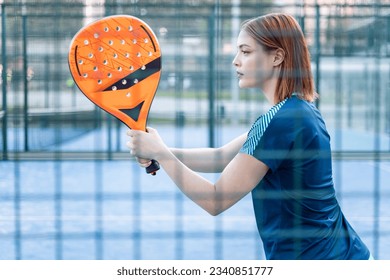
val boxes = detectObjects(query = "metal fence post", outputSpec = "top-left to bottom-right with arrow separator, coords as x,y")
208,6 -> 216,148
22,9 -> 29,151
314,3 -> 321,108
1,3 -> 8,160
372,1 -> 382,260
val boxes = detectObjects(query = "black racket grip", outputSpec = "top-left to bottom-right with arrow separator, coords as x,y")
146,159 -> 160,175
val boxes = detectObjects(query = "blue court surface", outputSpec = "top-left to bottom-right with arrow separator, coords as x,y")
0,124 -> 389,260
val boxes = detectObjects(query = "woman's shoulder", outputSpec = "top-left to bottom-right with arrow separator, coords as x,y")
264,96 -> 324,134
250,96 -> 322,136
274,96 -> 321,122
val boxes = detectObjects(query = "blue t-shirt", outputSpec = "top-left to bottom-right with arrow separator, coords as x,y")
240,95 -> 370,260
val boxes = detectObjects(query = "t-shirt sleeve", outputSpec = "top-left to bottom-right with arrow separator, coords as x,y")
240,114 -> 296,172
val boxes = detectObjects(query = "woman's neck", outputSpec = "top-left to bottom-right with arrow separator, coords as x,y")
261,77 -> 278,105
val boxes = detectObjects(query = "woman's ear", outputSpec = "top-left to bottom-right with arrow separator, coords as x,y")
273,48 -> 285,66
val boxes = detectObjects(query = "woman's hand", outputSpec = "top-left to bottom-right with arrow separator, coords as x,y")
126,127 -> 168,164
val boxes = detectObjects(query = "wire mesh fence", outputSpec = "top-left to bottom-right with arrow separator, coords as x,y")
0,0 -> 389,260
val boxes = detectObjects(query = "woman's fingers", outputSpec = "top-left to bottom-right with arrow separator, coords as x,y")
137,158 -> 152,168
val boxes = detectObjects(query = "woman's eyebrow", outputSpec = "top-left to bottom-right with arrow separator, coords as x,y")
238,44 -> 251,49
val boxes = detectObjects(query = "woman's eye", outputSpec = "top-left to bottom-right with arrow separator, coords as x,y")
242,50 -> 250,55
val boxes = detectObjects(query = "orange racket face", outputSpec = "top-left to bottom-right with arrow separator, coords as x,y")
68,15 -> 161,131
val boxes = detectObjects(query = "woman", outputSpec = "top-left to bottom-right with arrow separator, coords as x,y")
127,13 -> 371,260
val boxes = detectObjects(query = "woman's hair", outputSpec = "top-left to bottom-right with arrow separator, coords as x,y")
241,13 -> 318,103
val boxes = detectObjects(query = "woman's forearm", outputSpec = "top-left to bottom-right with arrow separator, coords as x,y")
156,148 -> 267,216
170,133 -> 247,173
170,147 -> 227,173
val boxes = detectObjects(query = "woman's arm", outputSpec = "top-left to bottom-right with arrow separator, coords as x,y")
170,133 -> 247,173
127,128 -> 268,216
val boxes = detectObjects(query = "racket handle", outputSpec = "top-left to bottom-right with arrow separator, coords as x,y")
146,159 -> 160,175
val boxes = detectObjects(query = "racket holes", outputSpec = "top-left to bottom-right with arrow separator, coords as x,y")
126,92 -> 131,97
134,79 -> 139,84
132,39 -> 137,44
117,66 -> 122,71
148,51 -> 152,56
83,73 -> 88,78
125,53 -> 130,58
94,33 -> 99,39
113,53 -> 118,59
129,66 -> 134,71
108,40 -> 113,45
112,86 -> 117,91
122,79 -> 127,85
78,59 -> 83,65
84,40 -> 89,45
116,26 -> 121,31
121,39 -> 125,45
104,27 -> 109,32
98,46 -> 104,52
98,80 -> 102,84
88,53 -> 93,58
103,60 -> 108,65
136,52 -> 141,57
141,65 -> 146,70
107,73 -> 112,78
128,26 -> 133,31
93,66 -> 98,71
144,38 -> 148,43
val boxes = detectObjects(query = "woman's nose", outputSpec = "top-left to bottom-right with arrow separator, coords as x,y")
232,54 -> 239,66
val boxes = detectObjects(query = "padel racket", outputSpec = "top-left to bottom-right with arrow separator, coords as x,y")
68,15 -> 160,175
